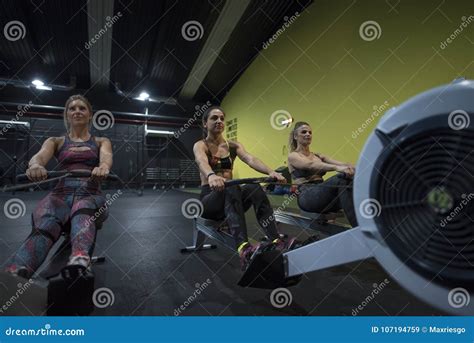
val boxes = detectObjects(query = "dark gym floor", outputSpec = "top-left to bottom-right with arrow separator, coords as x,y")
0,189 -> 444,316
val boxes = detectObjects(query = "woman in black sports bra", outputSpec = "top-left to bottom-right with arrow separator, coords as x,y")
193,106 -> 293,270
287,121 -> 358,227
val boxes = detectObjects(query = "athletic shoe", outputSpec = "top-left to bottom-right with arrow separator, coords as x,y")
5,265 -> 31,279
62,255 -> 92,281
272,236 -> 300,251
238,243 -> 260,271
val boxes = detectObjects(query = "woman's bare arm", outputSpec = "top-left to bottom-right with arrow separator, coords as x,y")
288,152 -> 345,174
318,153 -> 353,167
28,137 -> 57,168
26,137 -> 59,181
98,138 -> 113,170
91,137 -> 113,179
193,141 -> 226,190
234,141 -> 285,181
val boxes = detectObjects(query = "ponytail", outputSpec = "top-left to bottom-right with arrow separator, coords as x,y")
288,121 -> 310,152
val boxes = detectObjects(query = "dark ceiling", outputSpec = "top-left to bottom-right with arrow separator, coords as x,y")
0,0 -> 312,118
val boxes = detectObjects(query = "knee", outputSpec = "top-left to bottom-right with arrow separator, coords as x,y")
72,197 -> 108,219
338,178 -> 353,194
297,196 -> 310,212
29,223 -> 60,242
224,185 -> 242,198
71,199 -> 98,213
248,184 -> 268,200
330,175 -> 352,187
245,183 -> 265,195
33,197 -> 69,225
31,212 -> 64,238
248,183 -> 263,192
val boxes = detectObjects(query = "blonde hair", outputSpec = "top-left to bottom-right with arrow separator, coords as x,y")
288,121 -> 310,152
63,94 -> 93,132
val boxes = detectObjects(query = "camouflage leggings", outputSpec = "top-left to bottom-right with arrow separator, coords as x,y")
5,187 -> 107,278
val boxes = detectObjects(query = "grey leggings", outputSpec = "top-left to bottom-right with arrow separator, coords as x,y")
200,183 -> 279,249
297,175 -> 358,227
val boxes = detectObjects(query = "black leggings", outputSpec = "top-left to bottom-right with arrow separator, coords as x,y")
200,184 -> 279,249
297,175 -> 358,227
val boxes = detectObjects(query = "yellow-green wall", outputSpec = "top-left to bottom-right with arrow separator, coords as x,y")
221,0 -> 474,178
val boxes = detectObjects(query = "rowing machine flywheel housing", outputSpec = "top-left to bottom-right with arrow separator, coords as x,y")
354,78 -> 473,314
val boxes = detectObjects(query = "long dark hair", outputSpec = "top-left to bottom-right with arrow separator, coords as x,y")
288,121 -> 310,152
202,106 -> 225,138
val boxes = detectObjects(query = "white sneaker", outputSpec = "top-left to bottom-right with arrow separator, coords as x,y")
67,255 -> 91,270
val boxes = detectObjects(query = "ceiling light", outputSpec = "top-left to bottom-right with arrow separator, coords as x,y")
145,129 -> 175,136
31,79 -> 44,87
35,85 -> 52,91
138,92 -> 150,101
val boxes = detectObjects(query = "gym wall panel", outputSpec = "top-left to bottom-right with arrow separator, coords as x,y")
220,0 -> 474,178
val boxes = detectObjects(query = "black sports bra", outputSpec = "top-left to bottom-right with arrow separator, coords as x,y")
203,139 -> 235,173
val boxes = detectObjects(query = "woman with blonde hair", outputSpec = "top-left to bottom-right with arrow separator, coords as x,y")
5,94 -> 113,279
287,121 -> 357,226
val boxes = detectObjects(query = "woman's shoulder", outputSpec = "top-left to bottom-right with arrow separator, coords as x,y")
313,152 -> 324,159
288,151 -> 319,164
45,136 -> 65,154
45,136 -> 64,142
288,150 -> 311,159
93,136 -> 112,147
93,136 -> 109,142
193,139 -> 206,148
48,136 -> 65,146
227,140 -> 241,148
287,151 -> 304,166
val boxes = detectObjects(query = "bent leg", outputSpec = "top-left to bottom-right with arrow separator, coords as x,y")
241,184 -> 279,240
5,194 -> 69,277
298,175 -> 358,227
335,177 -> 358,227
201,186 -> 249,249
70,194 -> 107,259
